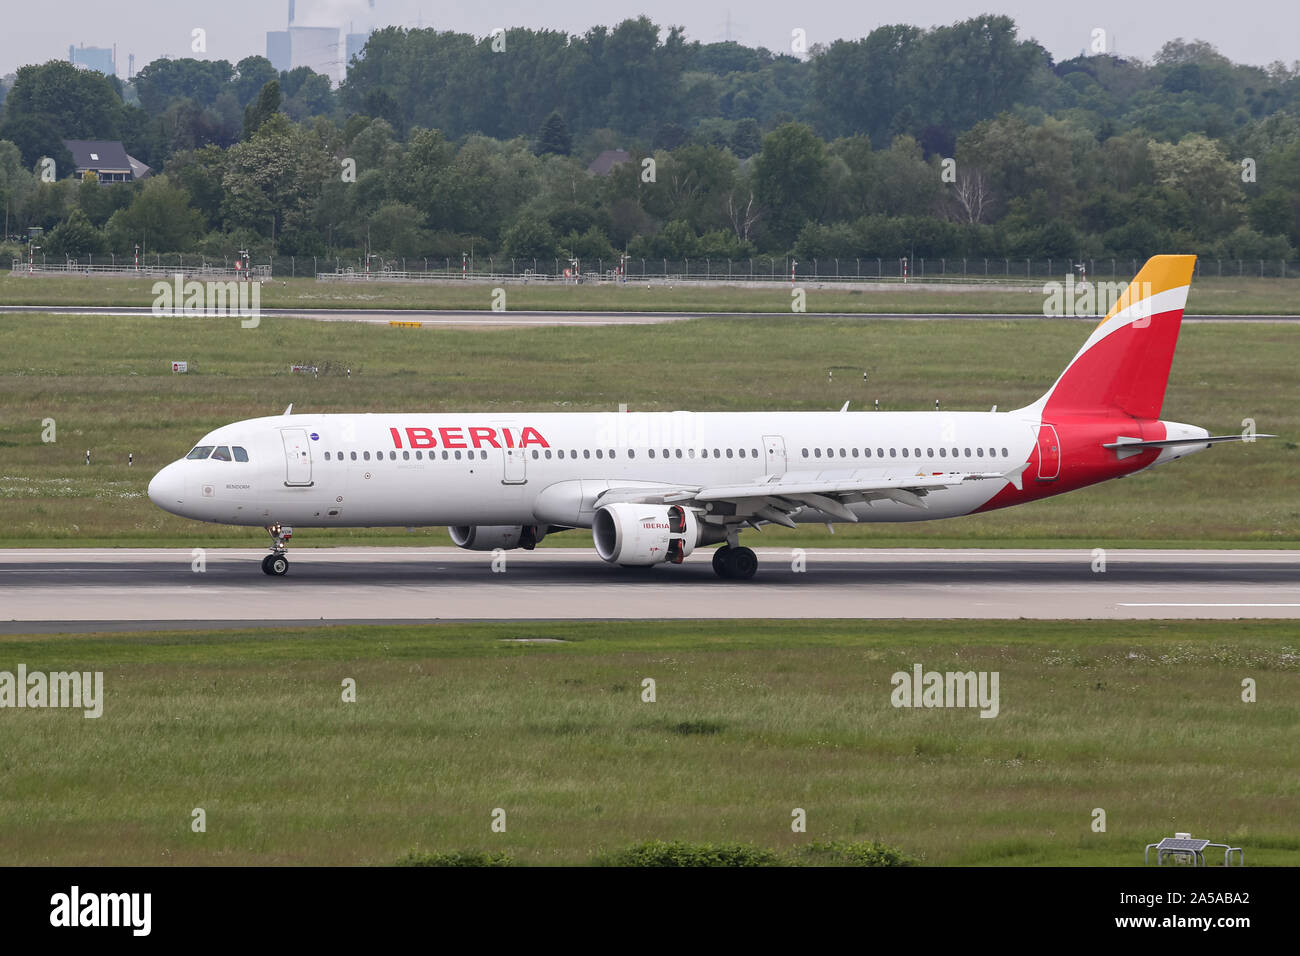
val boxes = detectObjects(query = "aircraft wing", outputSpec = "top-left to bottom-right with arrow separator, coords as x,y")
592,466 -> 1026,528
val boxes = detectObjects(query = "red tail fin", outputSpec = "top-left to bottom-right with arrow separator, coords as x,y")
1035,255 -> 1196,420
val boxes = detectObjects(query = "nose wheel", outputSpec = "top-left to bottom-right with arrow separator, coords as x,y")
262,524 -> 292,576
712,545 -> 758,580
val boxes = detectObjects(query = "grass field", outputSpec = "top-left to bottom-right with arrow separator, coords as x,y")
1,619 -> 1295,866
0,311 -> 1294,548
1,272 -> 1298,314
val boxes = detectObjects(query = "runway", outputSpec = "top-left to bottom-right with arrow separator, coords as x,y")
0,548 -> 1296,632
1,305 -> 1295,326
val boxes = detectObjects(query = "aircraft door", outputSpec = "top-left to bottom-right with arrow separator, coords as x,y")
763,435 -> 787,477
1035,424 -> 1060,481
281,428 -> 313,486
498,423 -> 527,485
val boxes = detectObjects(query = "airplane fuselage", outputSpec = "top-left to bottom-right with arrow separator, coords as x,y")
147,408 -> 1201,530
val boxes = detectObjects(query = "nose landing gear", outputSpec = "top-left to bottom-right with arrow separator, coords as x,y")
262,524 -> 292,576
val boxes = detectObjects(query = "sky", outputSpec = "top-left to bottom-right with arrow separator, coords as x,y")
6,0 -> 1298,80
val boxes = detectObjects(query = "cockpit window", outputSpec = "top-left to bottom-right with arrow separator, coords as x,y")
186,446 -> 215,460
211,446 -> 233,462
232,446 -> 249,462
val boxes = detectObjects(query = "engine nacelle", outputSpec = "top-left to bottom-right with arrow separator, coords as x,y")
592,503 -> 702,566
449,525 -> 544,551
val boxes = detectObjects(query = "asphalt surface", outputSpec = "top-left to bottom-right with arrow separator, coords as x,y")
1,305 -> 1296,326
1,547 -> 1296,632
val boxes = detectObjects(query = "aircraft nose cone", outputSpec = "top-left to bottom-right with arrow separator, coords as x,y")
148,463 -> 185,513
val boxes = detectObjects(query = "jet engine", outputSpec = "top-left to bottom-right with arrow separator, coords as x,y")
592,503 -> 714,566
449,525 -> 544,551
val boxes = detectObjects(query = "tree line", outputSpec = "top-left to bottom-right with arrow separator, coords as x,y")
1,15 -> 1298,266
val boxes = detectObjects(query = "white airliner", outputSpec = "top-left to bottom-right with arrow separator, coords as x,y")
148,255 -> 1267,579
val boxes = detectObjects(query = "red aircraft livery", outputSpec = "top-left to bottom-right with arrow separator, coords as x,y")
389,426 -> 550,450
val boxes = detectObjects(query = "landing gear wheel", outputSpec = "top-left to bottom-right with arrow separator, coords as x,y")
727,546 -> 758,580
262,523 -> 292,576
712,546 -> 757,580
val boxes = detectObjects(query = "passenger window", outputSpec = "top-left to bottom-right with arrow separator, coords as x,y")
727,449 -> 733,458
441,451 -> 449,460
402,451 -> 410,460
211,446 -> 232,461
596,449 -> 604,459
852,448 -> 859,457
939,448 -> 946,457
350,451 -> 357,461
927,448 -> 933,457
977,448 -> 984,457
738,449 -> 745,458
545,450 -> 552,459
481,451 -> 487,460
902,448 -> 909,458
363,451 -> 370,461
814,448 -> 822,458
628,450 -> 635,459
713,448 -> 720,457
186,446 -> 214,460
877,448 -> 884,458
416,451 -> 423,460
233,446 -> 249,462
752,449 -> 758,458
675,449 -> 682,459
390,451 -> 396,460
890,448 -> 896,457
648,449 -> 656,458
802,449 -> 809,458
530,451 -> 537,459
1002,447 -> 1009,457
865,448 -> 872,457
964,448 -> 971,457
324,452 -> 331,461
688,449 -> 695,459
584,450 -> 591,459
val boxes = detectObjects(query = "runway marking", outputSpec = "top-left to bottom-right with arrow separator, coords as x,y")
1121,602 -> 1300,607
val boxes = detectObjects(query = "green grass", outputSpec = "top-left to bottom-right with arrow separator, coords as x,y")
0,312 -> 1294,547
1,619 -> 1296,866
1,272 -> 1298,314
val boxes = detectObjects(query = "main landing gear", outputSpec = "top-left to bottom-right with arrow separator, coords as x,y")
712,545 -> 758,580
261,523 -> 292,576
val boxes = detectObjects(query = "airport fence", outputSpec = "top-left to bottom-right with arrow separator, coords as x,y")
304,255 -> 1300,284
10,256 -> 271,278
11,254 -> 1300,284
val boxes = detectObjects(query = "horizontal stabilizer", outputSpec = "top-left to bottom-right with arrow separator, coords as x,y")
1104,434 -> 1275,459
